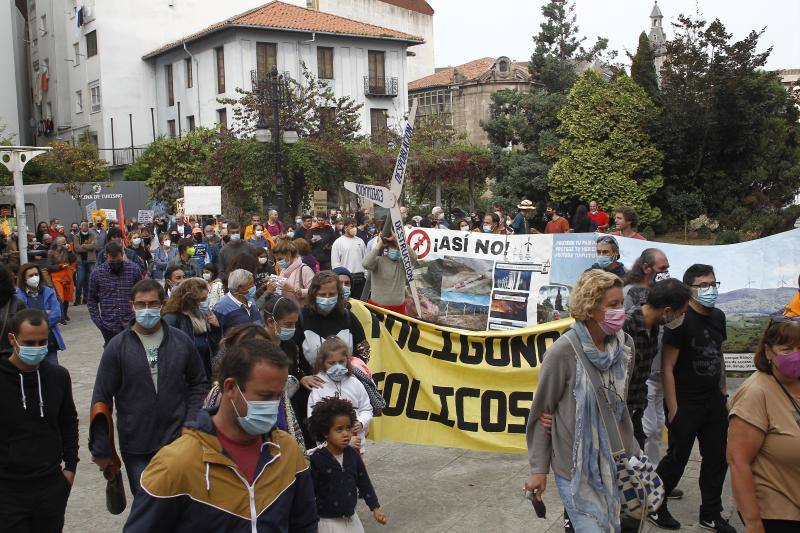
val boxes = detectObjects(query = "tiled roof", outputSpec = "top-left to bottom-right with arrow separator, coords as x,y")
379,0 -> 434,16
144,1 -> 424,59
409,57 -> 530,91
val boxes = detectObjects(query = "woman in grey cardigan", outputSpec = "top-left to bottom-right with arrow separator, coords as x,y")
525,270 -> 639,533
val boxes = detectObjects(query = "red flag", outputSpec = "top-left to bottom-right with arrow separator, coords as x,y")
118,197 -> 126,240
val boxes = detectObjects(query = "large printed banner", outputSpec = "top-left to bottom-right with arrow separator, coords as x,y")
405,228 -> 800,353
350,300 -> 571,454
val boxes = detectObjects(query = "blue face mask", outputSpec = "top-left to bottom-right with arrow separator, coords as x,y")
596,255 -> 613,269
246,286 -> 257,300
695,286 -> 718,308
326,363 -> 348,382
316,296 -> 338,313
233,385 -> 280,436
277,259 -> 289,270
278,327 -> 295,341
197,299 -> 209,316
342,286 -> 351,299
387,249 -> 401,262
135,308 -> 161,329
15,339 -> 47,366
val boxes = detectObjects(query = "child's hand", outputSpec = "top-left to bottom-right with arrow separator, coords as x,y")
372,508 -> 387,525
350,435 -> 362,449
352,421 -> 363,432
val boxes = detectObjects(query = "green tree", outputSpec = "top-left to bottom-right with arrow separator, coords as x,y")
629,31 -> 660,102
549,71 -> 664,225
124,128 -> 217,207
482,0 -> 608,208
655,15 -> 800,219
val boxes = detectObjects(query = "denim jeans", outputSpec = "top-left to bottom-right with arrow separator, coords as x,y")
75,262 -> 94,303
554,475 -> 609,533
121,452 -> 155,496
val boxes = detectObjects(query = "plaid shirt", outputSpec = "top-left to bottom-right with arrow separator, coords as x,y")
623,306 -> 660,412
87,260 -> 143,333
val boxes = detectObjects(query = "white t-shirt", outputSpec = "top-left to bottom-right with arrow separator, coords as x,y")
134,327 -> 164,392
330,235 -> 366,273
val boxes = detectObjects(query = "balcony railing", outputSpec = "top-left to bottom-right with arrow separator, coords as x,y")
364,76 -> 398,97
97,146 -> 148,167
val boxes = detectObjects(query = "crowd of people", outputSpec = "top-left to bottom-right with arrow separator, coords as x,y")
0,202 -> 797,533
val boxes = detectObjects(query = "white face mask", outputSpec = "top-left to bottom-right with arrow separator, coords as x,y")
255,230 -> 264,238
26,275 -> 40,289
163,239 -> 171,247
258,257 -> 268,265
202,272 -> 212,281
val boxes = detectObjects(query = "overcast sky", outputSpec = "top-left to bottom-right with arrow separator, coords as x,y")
426,0 -> 800,71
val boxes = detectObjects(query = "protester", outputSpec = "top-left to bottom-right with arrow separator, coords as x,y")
510,199 -> 534,234
295,271 -> 369,368
571,205 -> 597,233
651,264 -> 734,532
266,209 -> 284,237
247,222 -> 272,250
294,237 -> 320,273
431,206 -> 449,229
162,278 -> 221,380
254,247 -> 275,289
307,216 -> 336,271
363,234 -> 413,315
16,263 -> 65,365
163,264 -> 185,299
525,270 -> 638,533
97,228 -> 147,273
151,232 -> 177,281
544,203 -> 571,234
46,235 -> 76,324
458,218 -> 472,232
169,238 -> 201,278
203,224 -> 221,266
591,235 -> 627,278
123,338 -> 318,532
0,265 -> 26,358
73,221 -> 97,306
265,239 -> 314,308
128,230 -> 152,272
331,218 -> 367,299
189,227 -> 209,269
213,268 -> 262,333
610,206 -> 646,240
90,279 -> 208,496
307,336 -> 373,452
623,279 -> 691,452
294,214 -> 314,241
87,241 -> 142,346
588,200 -> 610,232
623,248 -> 670,311
476,212 -> 507,234
35,221 -> 49,244
168,213 -> 192,238
0,309 -> 78,532
202,263 -> 225,310
332,267 -> 353,302
308,397 -> 387,530
728,316 -> 800,532
242,212 -> 263,241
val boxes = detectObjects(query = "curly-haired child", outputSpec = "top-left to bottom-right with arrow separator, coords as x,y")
308,397 -> 387,532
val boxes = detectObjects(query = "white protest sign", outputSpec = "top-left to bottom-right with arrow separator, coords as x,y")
102,208 -> 117,222
137,210 -> 154,223
183,186 -> 221,215
85,201 -> 97,220
343,183 -> 394,209
724,353 -> 756,372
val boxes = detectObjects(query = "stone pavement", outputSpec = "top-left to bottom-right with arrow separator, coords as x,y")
60,305 -> 741,532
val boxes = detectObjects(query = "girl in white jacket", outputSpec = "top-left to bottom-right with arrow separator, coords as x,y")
307,336 -> 373,449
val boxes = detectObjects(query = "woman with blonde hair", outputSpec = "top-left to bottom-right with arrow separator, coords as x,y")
161,277 -> 221,379
728,317 -> 800,532
525,269 -> 638,532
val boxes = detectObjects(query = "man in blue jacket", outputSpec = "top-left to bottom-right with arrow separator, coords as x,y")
89,279 -> 208,496
124,338 -> 318,532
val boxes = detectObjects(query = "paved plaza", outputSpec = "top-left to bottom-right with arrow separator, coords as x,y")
60,305 -> 740,532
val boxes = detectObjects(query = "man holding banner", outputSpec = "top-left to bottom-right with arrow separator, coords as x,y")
363,234 -> 414,315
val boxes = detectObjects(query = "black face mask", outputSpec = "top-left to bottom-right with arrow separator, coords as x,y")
109,261 -> 124,274
193,234 -> 203,243
143,237 -> 152,245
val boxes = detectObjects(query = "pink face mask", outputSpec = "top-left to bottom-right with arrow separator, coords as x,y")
773,351 -> 800,379
599,307 -> 626,335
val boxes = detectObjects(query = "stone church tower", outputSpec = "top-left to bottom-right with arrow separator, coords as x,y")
648,1 -> 668,87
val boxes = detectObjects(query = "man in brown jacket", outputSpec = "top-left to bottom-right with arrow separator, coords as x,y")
73,221 -> 97,306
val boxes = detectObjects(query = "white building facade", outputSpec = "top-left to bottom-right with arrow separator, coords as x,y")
0,0 -> 32,144
14,0 -> 429,163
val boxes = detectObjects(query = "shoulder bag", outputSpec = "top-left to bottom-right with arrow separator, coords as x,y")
564,331 -> 665,526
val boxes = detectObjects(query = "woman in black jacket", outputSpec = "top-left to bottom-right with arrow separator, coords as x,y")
0,264 -> 26,357
161,278 -> 221,379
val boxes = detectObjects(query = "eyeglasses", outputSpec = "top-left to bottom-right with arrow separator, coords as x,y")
690,282 -> 721,289
133,302 -> 162,310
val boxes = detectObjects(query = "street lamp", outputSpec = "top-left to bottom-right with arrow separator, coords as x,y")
253,65 -> 298,222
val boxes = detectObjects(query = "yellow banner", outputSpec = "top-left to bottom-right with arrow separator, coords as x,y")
350,300 -> 573,454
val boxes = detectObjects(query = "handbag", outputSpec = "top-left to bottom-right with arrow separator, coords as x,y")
90,402 -> 127,515
564,332 -> 665,525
